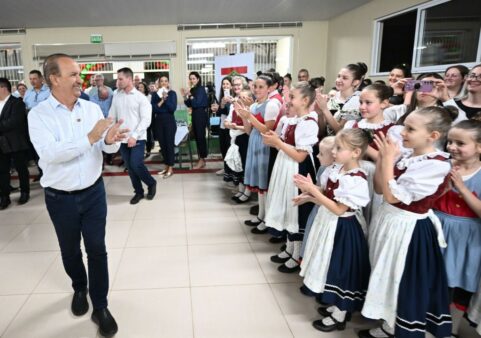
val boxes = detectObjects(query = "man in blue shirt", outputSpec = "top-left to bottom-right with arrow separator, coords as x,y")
23,70 -> 50,110
91,85 -> 113,118
28,53 -> 127,338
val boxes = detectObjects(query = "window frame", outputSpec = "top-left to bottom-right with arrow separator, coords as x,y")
371,0 -> 481,76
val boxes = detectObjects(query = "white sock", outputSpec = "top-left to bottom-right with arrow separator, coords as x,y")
238,193 -> 250,202
256,221 -> 267,230
284,257 -> 299,268
331,307 -> 346,322
258,193 -> 266,220
285,239 -> 294,254
238,183 -> 245,193
290,241 -> 301,261
451,306 -> 464,335
381,322 -> 394,335
234,192 -> 243,198
243,189 -> 251,197
277,250 -> 290,259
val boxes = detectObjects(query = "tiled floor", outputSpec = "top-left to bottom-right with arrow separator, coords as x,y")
0,173 -> 479,338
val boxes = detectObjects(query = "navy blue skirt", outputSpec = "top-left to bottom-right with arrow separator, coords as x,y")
395,218 -> 452,338
318,215 -> 370,312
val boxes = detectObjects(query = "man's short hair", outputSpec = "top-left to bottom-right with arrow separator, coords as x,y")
95,73 -> 104,80
29,69 -> 43,78
298,68 -> 309,76
117,67 -> 133,79
43,53 -> 71,87
0,77 -> 12,92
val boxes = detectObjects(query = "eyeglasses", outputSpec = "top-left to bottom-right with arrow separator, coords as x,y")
467,73 -> 481,81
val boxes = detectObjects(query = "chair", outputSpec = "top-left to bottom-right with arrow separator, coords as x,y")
207,114 -> 221,155
173,109 -> 194,169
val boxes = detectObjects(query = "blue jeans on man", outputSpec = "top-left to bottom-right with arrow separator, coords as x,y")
45,178 -> 108,310
119,140 -> 156,196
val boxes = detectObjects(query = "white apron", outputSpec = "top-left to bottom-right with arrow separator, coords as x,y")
362,202 -> 447,328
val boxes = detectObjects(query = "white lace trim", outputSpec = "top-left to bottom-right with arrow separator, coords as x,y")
357,118 -> 393,130
334,195 -> 362,210
396,151 -> 450,170
328,164 -> 367,182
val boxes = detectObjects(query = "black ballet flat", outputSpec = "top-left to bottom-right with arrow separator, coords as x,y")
277,259 -> 300,273
270,252 -> 290,264
268,236 -> 286,244
244,218 -> 263,226
251,227 -> 268,234
312,315 -> 346,332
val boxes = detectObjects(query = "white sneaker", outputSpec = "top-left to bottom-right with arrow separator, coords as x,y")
216,169 -> 224,176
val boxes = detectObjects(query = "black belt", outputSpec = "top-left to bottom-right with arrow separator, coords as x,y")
45,176 -> 102,195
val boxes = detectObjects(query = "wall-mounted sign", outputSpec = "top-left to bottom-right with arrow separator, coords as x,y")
90,34 -> 103,44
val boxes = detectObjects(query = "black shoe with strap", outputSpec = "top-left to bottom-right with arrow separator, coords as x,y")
317,306 -> 352,321
71,289 -> 89,316
0,196 -> 11,210
312,314 -> 347,332
91,308 -> 118,338
244,217 -> 263,227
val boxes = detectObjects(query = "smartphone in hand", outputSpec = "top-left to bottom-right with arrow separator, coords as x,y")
405,80 -> 433,92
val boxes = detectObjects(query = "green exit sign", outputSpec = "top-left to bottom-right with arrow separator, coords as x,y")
90,34 -> 103,44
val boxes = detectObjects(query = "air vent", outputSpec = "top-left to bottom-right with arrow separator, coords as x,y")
0,28 -> 26,35
178,22 -> 302,31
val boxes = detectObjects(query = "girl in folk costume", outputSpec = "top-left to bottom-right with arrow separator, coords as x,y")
294,129 -> 371,332
299,136 -> 335,260
236,75 -> 281,232
261,81 -> 319,273
317,62 -> 368,136
434,120 -> 481,338
224,76 -> 253,203
360,106 -> 456,338
344,84 -> 395,161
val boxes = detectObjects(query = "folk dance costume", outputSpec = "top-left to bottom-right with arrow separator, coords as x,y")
244,99 -> 280,231
224,104 -> 249,187
326,91 -> 361,136
344,119 -> 395,223
300,164 -> 370,313
243,99 -> 278,192
264,112 -> 318,271
266,90 -> 284,186
434,166 -> 481,308
362,152 -> 452,338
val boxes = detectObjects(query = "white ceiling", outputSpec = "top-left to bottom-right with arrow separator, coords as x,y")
1,0 -> 371,29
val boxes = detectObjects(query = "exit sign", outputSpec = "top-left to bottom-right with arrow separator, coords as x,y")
90,34 -> 103,44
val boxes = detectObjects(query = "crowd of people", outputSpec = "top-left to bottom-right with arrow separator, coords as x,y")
210,63 -> 481,338
1,55 -> 481,338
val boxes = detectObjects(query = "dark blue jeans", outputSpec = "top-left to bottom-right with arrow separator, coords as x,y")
44,178 -> 108,310
120,140 -> 156,195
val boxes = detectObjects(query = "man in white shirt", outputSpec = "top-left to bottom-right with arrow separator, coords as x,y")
28,53 -> 127,338
109,67 -> 156,204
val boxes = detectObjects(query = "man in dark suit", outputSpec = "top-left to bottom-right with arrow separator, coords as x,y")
0,78 -> 30,209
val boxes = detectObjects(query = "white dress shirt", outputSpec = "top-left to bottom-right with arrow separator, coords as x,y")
28,95 -> 120,191
109,88 -> 152,142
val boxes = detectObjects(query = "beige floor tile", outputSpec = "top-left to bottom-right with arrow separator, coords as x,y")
113,246 -> 189,290
188,243 -> 266,287
3,223 -> 59,253
0,252 -> 57,295
191,284 -> 293,338
34,249 -> 123,293
105,220 -> 133,249
126,218 -> 186,247
0,224 -> 28,251
186,217 -> 247,245
109,288 -> 193,338
251,242 -> 302,284
0,295 -> 29,336
2,293 -> 98,338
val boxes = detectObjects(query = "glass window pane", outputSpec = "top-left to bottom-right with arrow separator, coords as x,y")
379,10 -> 417,72
418,0 -> 481,67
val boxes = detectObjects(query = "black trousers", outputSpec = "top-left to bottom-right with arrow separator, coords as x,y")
191,108 -> 208,159
154,114 -> 177,167
0,150 -> 30,197
146,112 -> 155,153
